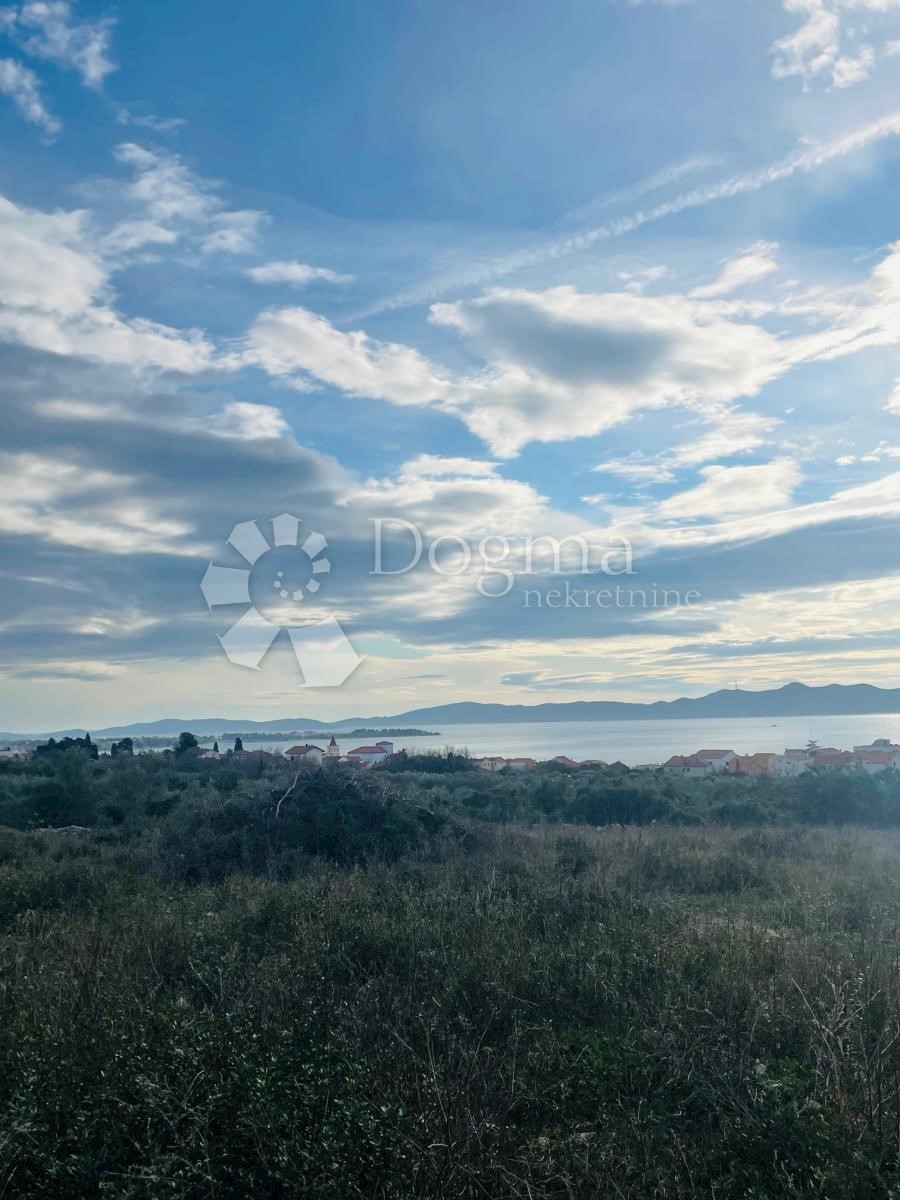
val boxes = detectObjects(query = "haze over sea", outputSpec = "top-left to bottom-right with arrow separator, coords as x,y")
206,714 -> 900,767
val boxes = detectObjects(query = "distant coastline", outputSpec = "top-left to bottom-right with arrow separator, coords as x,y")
8,683 -> 900,740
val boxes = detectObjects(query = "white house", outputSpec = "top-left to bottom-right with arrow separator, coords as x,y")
662,754 -> 713,777
852,750 -> 893,774
773,749 -> 810,777
285,744 -> 326,766
0,744 -> 29,761
694,749 -> 737,771
477,756 -> 507,772
346,740 -> 394,765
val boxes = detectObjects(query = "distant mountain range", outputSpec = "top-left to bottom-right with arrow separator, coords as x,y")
6,682 -> 900,740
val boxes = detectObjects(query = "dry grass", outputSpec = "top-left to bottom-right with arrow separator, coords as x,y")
1,824 -> 900,1197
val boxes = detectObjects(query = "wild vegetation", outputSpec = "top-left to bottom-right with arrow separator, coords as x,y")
4,746 -> 900,1195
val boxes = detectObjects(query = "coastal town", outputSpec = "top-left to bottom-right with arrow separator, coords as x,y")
4,733 -> 900,776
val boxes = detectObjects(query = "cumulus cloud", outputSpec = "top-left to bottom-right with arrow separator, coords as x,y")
246,260 -> 354,286
245,305 -> 452,405
0,195 -> 104,315
345,454 -> 550,538
0,192 -> 216,371
430,285 -> 787,454
245,285 -> 791,457
0,56 -> 57,133
242,237 -> 900,462
201,401 -> 289,441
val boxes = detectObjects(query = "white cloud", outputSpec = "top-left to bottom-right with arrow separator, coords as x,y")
690,242 -> 779,299
247,260 -> 354,286
607,466 -> 900,561
0,194 -> 103,314
593,411 -> 779,485
199,209 -> 264,255
0,56 -> 57,133
593,458 -> 676,484
0,191 -> 216,371
835,440 -> 900,464
771,0 -> 900,89
245,305 -> 452,405
341,455 -> 580,622
246,286 -> 789,457
246,239 -> 900,459
669,410 -> 780,466
0,451 -> 200,555
832,43 -> 876,86
203,401 -> 289,441
3,0 -> 115,89
101,219 -> 178,254
656,459 -> 801,520
430,286 -> 788,455
617,265 -> 669,294
113,143 -> 267,255
771,0 -> 841,85
114,106 -> 185,134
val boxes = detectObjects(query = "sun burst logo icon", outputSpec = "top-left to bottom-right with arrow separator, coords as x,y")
200,514 -> 362,687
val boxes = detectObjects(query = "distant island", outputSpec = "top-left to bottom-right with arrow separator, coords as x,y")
196,728 -> 439,743
87,728 -> 440,750
7,683 -> 900,740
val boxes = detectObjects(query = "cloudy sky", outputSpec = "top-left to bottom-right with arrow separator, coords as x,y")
3,0 -> 900,729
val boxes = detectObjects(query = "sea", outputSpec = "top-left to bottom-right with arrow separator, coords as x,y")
200,713 -> 900,767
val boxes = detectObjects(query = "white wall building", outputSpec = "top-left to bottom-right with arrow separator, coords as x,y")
346,740 -> 394,765
285,744 -> 326,766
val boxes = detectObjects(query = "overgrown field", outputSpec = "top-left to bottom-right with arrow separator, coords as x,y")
4,821 -> 900,1197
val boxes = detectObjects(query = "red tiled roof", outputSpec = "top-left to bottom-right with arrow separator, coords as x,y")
347,745 -> 390,756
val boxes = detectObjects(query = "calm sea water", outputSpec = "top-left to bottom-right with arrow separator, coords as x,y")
202,713 -> 900,767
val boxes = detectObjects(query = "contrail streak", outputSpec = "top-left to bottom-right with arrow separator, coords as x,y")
358,111 -> 900,318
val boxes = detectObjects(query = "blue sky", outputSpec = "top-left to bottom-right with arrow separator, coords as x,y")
2,0 -> 900,729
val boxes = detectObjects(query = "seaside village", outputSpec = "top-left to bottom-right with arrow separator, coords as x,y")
470,739 -> 900,776
3,734 -> 900,776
